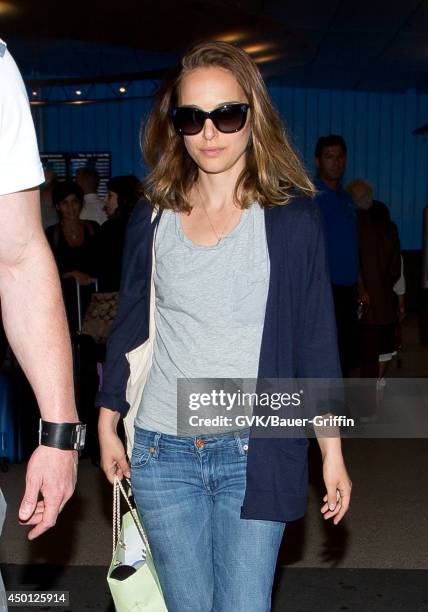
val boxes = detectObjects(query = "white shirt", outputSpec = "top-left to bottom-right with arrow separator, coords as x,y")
80,193 -> 108,224
0,40 -> 44,196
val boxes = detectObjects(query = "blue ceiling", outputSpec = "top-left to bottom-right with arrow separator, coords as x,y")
2,0 -> 428,92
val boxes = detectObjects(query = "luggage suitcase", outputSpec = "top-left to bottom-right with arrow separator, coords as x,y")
0,370 -> 23,469
72,279 -> 100,463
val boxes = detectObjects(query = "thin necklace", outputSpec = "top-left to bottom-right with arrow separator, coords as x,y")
195,184 -> 239,245
62,220 -> 81,241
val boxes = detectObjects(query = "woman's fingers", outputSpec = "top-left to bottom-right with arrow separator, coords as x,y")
332,485 -> 351,524
321,489 -> 341,518
320,487 -> 340,511
118,456 -> 131,479
321,483 -> 351,524
102,458 -> 123,484
327,484 -> 339,512
99,427 -> 131,485
101,453 -> 131,484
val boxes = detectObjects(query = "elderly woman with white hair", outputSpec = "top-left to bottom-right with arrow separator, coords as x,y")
347,178 -> 402,383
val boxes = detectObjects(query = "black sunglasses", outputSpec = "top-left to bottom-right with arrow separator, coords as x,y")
171,103 -> 250,136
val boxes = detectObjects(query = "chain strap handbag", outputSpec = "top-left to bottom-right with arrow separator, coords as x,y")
81,291 -> 119,344
107,477 -> 168,611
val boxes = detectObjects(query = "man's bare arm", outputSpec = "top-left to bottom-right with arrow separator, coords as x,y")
0,189 -> 77,422
0,188 -> 79,539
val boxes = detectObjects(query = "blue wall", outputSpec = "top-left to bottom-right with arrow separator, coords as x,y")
270,87 -> 428,251
33,81 -> 155,181
34,85 -> 428,249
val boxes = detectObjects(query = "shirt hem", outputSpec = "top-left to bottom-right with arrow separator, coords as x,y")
0,163 -> 44,196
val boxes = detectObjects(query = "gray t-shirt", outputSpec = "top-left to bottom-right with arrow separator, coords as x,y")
135,203 -> 270,434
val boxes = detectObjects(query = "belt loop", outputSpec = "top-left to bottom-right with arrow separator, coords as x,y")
235,430 -> 250,455
150,432 -> 161,458
234,431 -> 245,456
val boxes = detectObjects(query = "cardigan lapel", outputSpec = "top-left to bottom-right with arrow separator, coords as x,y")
123,207 -> 162,453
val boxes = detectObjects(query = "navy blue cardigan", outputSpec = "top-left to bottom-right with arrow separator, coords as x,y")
96,194 -> 341,522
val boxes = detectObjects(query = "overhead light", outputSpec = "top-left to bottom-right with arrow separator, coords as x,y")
75,90 -> 82,96
32,91 -> 38,97
216,31 -> 247,43
30,99 -> 93,107
243,43 -> 272,55
0,1 -> 17,16
254,53 -> 282,64
119,86 -> 126,93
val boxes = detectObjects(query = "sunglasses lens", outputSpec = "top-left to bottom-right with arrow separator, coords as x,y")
213,104 -> 248,133
172,104 -> 249,135
172,108 -> 203,135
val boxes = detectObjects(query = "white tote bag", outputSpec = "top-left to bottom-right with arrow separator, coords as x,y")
107,478 -> 168,611
123,208 -> 158,456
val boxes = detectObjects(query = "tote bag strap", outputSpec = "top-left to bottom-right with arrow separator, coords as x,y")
148,206 -> 159,339
123,205 -> 160,454
112,477 -> 151,558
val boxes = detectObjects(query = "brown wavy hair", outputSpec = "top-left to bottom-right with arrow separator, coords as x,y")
142,40 -> 315,211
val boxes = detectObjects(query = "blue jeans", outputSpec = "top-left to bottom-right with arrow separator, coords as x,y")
131,427 -> 285,612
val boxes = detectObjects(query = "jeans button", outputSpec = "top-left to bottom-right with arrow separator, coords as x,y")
196,439 -> 204,449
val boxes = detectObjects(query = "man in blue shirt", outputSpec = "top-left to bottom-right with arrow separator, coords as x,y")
314,135 -> 359,376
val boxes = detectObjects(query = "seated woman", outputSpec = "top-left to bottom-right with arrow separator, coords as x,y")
95,175 -> 141,292
46,180 -> 99,332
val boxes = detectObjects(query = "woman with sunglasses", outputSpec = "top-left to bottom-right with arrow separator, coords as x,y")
97,41 -> 352,611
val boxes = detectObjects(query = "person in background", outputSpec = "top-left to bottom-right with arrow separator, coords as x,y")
314,135 -> 359,376
46,181 -> 100,462
393,255 -> 406,368
394,255 -> 406,324
40,167 -> 59,229
0,36 -> 80,573
95,175 -> 141,292
46,181 -> 99,332
86,176 -> 142,463
346,179 -> 401,383
75,166 -> 107,225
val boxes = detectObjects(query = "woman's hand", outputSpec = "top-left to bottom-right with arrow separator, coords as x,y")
320,450 -> 352,525
98,407 -> 130,484
62,271 -> 93,285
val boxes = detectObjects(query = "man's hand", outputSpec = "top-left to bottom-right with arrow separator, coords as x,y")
18,446 -> 78,540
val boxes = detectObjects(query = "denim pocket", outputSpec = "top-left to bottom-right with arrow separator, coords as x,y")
130,441 -> 153,468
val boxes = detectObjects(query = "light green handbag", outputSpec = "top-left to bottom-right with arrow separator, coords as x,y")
107,478 -> 168,612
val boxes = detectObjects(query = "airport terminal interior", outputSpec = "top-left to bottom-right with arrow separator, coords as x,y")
1,1 -> 428,611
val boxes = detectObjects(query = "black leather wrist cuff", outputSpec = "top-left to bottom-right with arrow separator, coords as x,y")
38,419 -> 86,451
